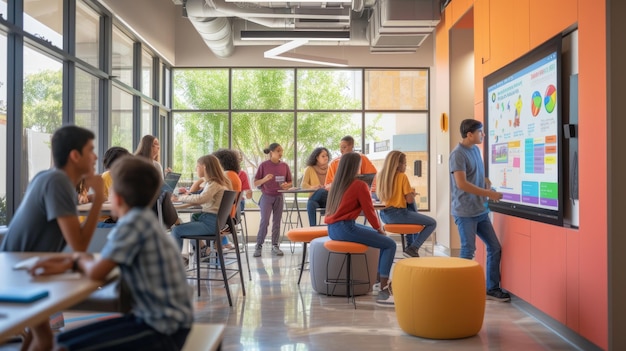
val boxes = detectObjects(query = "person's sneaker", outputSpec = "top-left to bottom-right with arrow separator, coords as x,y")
272,245 -> 284,256
253,245 -> 262,257
403,245 -> 420,258
376,284 -> 395,307
486,288 -> 511,302
372,282 -> 381,296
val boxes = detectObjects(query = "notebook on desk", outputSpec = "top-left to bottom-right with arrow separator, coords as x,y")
164,172 -> 181,192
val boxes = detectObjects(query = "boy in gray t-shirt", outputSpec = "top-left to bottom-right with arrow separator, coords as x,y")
0,126 -> 105,253
449,119 -> 510,302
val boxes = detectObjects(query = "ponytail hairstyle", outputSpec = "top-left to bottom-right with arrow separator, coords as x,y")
377,151 -> 405,203
325,152 -> 362,216
197,154 -> 232,189
263,143 -> 281,155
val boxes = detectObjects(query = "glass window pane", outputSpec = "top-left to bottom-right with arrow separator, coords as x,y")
232,69 -> 294,110
232,112 -> 294,209
297,69 -> 362,110
296,112 -> 361,176
0,32 -> 6,225
173,69 -> 227,110
76,1 -> 100,68
365,112 -> 430,210
141,49 -> 153,97
141,100 -> 152,137
24,0 -> 63,49
112,27 -> 134,87
172,112 -> 228,184
111,86 -> 133,151
164,66 -> 171,108
23,46 -> 62,186
365,70 -> 429,110
74,68 -> 99,142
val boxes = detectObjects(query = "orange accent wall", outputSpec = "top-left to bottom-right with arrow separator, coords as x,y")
438,0 -> 608,349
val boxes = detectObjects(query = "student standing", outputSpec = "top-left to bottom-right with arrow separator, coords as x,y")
324,152 -> 396,306
28,156 -> 193,350
377,151 -> 437,257
253,143 -> 292,257
449,119 -> 510,302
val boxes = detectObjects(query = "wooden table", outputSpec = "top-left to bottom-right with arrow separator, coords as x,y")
0,252 -> 110,342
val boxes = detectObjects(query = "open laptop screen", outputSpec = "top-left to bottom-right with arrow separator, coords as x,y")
163,172 -> 181,192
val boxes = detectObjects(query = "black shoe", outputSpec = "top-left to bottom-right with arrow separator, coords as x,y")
486,288 -> 511,302
403,246 -> 420,258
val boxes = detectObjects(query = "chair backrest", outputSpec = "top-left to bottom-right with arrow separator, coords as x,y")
216,190 -> 239,233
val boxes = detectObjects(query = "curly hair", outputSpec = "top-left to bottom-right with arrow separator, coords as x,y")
305,147 -> 331,167
213,148 -> 241,173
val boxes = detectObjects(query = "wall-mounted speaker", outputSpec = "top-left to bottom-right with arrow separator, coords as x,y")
414,160 -> 422,177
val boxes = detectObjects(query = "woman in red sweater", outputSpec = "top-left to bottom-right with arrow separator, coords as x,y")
324,152 -> 397,306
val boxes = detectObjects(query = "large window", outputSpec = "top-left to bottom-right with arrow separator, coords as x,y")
24,0 -> 63,49
172,68 -> 431,210
75,68 -> 100,143
111,86 -> 133,151
23,46 -> 62,186
112,27 -> 134,87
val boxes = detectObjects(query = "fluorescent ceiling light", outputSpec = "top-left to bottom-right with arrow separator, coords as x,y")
264,39 -> 348,67
241,30 -> 350,41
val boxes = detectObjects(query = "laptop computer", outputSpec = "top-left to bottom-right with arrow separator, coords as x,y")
163,172 -> 181,192
356,173 -> 376,188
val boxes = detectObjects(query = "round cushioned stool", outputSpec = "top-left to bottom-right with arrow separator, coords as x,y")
383,224 -> 425,251
323,240 -> 370,308
286,227 -> 328,284
393,257 -> 485,339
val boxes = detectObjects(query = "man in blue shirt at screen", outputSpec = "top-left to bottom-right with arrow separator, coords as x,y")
449,118 -> 511,302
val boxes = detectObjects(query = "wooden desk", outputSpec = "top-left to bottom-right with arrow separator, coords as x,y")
0,253 -> 108,342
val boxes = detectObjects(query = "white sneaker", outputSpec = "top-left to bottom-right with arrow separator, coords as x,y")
372,282 -> 381,295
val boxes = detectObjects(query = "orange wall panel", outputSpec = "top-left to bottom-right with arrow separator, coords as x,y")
499,228 -> 531,299
576,0 -> 608,347
565,227 -> 580,332
529,0 -> 577,48
530,222 -> 567,324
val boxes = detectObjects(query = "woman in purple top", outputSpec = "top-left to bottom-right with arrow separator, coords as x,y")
253,143 -> 292,257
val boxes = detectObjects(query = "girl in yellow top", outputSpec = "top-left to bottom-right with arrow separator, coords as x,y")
301,147 -> 330,226
377,151 -> 436,258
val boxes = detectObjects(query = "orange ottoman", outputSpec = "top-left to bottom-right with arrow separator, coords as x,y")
287,227 -> 328,284
393,257 -> 485,339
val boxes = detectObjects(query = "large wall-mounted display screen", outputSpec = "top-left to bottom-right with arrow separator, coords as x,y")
484,36 -> 563,226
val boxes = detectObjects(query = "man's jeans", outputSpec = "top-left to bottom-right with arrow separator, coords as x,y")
454,212 -> 502,291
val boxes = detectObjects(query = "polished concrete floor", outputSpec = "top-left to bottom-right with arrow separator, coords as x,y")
0,242 -> 581,351
192,242 -> 580,351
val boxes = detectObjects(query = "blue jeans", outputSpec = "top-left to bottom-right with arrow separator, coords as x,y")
256,194 -> 284,246
327,220 -> 396,278
56,314 -> 190,351
306,189 -> 328,226
380,205 -> 436,249
171,212 -> 218,250
454,212 -> 502,291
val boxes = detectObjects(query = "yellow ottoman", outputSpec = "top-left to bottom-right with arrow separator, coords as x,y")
393,257 -> 486,339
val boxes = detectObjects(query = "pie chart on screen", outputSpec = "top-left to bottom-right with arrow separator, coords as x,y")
544,85 -> 557,113
531,91 -> 542,116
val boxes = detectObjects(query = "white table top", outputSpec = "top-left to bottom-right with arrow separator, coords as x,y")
0,252 -> 111,342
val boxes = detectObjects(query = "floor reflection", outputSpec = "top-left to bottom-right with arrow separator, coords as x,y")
192,243 -> 578,351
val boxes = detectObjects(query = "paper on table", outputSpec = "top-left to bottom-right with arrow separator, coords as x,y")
13,256 -> 40,270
